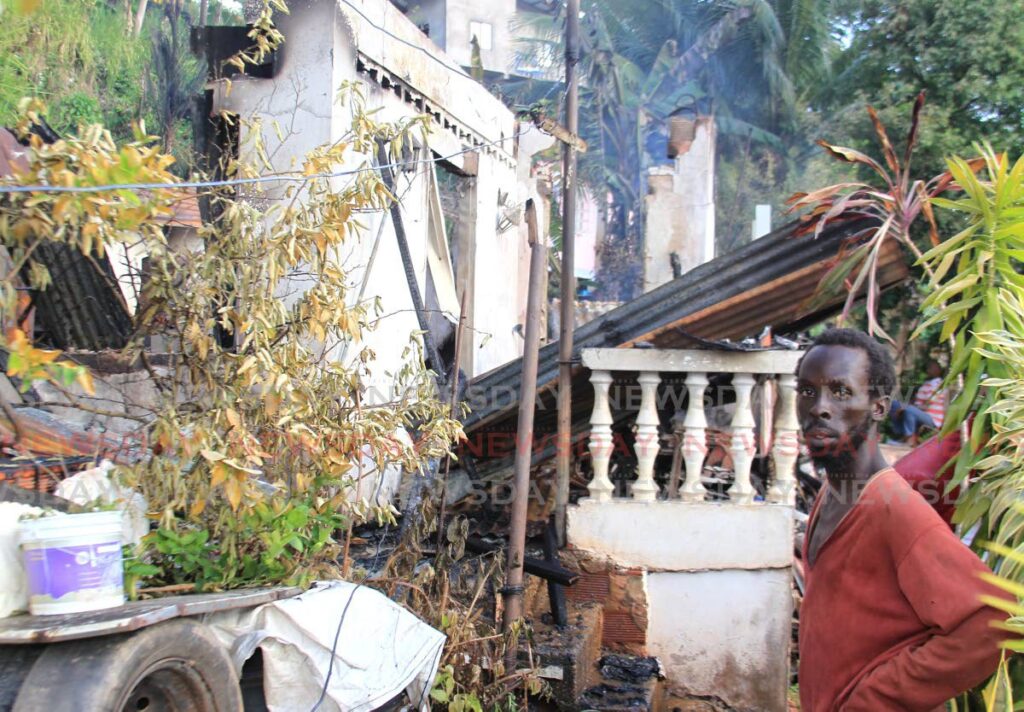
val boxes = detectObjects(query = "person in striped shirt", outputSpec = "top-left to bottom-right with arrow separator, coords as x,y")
913,360 -> 947,429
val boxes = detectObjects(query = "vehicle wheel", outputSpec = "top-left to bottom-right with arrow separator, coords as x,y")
13,619 -> 242,712
0,645 -> 44,712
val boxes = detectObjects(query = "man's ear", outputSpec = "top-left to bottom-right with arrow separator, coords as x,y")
871,394 -> 891,422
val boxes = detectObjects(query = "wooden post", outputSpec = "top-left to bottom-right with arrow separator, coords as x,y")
502,200 -> 547,668
555,0 -> 580,546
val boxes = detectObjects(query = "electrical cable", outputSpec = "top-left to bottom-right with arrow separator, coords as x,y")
0,131 -> 520,195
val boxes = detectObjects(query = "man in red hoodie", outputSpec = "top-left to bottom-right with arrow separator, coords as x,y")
797,328 -> 1008,712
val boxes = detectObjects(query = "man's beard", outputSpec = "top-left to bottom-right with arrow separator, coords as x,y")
808,415 -> 873,478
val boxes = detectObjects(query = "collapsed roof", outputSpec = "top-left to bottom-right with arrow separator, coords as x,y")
459,217 -> 908,471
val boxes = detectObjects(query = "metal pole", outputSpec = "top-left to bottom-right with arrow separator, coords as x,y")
374,141 -> 447,538
435,291 -> 468,553
555,0 -> 580,545
375,142 -> 447,393
502,200 -> 546,669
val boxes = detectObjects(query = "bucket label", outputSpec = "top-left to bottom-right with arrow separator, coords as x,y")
23,542 -> 124,601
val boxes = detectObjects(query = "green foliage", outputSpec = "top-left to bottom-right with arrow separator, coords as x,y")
0,1 -> 148,140
820,0 -> 1024,180
509,0 -> 804,296
910,150 -> 1024,710
139,485 -> 349,590
914,148 -> 1024,505
431,665 -> 485,711
52,93 -> 104,132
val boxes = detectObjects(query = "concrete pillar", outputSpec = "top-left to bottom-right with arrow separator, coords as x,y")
642,117 -> 716,292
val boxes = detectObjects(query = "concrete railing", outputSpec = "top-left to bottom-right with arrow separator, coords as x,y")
572,347 -> 803,711
581,347 -> 803,506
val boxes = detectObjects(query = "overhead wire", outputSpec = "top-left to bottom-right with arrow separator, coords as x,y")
0,130 -> 521,195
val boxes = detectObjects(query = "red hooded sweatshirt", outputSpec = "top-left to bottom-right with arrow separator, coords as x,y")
799,468 -> 1009,712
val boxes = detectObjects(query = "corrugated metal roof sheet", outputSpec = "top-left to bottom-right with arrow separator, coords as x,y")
143,188 -> 204,228
461,218 -> 909,462
0,128 -> 134,350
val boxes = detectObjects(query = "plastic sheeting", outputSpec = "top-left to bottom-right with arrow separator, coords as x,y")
0,502 -> 43,617
206,581 -> 445,711
54,460 -> 149,546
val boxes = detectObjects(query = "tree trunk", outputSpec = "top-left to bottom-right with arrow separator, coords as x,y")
133,0 -> 149,36
199,0 -> 208,26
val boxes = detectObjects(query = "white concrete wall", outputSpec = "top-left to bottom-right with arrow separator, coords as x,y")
568,500 -> 793,570
403,0 -> 446,47
441,0 -> 517,74
214,0 -> 528,381
647,569 -> 792,711
212,0 -> 537,498
567,499 -> 793,712
643,117 -> 716,292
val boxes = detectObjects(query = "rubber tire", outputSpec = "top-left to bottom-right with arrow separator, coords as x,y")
0,645 -> 44,712
12,619 -> 242,712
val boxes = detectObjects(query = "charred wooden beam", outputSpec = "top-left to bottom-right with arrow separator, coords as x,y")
466,536 -> 579,586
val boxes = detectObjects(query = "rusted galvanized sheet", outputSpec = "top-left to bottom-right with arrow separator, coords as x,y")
0,587 -> 302,644
460,218 -> 910,469
141,187 -> 204,228
0,128 -> 135,351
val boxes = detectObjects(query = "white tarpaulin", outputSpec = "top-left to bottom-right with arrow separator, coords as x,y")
0,502 -> 42,618
206,581 -> 445,711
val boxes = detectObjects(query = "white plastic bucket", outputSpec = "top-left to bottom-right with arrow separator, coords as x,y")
18,510 -> 126,615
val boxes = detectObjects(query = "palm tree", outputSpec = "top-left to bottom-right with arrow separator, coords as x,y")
508,0 -> 831,298
147,0 -> 204,163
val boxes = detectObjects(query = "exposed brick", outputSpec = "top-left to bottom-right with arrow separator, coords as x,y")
566,571 -> 611,603
602,610 -> 647,646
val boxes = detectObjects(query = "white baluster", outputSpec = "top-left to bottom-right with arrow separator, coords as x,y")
631,371 -> 661,502
729,373 -> 756,503
586,370 -> 615,502
680,372 -> 708,502
770,374 -> 799,505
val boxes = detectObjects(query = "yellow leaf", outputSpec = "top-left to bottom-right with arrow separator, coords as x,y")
201,449 -> 226,462
189,499 -> 207,518
223,458 -> 261,475
224,477 -> 243,511
210,462 -> 229,487
32,348 -> 60,365
6,328 -> 28,350
264,392 -> 281,416
225,408 -> 241,429
75,368 -> 95,396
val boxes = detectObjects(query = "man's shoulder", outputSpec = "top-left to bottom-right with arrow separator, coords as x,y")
860,468 -> 946,532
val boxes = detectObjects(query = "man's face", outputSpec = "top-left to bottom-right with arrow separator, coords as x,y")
796,344 -> 886,475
